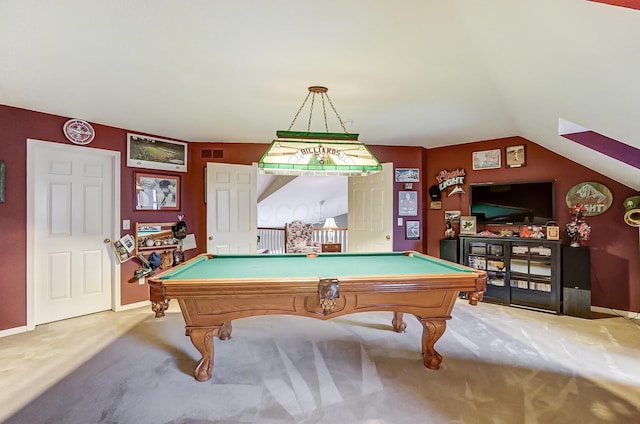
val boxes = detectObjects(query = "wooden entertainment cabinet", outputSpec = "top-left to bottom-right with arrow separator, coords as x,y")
459,236 -> 562,313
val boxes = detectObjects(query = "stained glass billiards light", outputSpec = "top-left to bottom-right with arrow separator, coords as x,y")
258,86 -> 382,176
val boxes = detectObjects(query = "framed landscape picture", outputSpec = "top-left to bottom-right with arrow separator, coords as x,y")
395,168 -> 420,182
472,149 -> 501,170
127,133 -> 188,172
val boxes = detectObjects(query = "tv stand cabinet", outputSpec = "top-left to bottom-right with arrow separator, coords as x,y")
459,236 -> 562,314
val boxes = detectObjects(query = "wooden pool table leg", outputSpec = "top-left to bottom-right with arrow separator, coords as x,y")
218,321 -> 233,340
417,318 -> 445,369
392,312 -> 407,332
186,321 -> 232,382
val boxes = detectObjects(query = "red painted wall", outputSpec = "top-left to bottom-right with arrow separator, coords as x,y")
0,105 -> 190,329
1,106 -> 638,331
186,143 -> 426,256
424,136 -> 639,312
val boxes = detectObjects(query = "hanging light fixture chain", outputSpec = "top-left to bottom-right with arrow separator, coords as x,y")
307,92 -> 317,132
287,90 -> 312,131
321,94 -> 329,132
324,92 -> 349,134
286,86 -> 348,134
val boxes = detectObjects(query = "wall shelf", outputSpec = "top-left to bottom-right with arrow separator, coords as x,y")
135,222 -> 181,257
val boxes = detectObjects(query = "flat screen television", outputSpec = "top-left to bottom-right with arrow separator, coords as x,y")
470,181 -> 555,225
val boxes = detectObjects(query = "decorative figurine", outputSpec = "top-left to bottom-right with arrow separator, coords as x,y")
445,220 -> 455,239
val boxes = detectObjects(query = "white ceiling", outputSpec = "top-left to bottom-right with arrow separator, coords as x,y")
2,1 -> 639,194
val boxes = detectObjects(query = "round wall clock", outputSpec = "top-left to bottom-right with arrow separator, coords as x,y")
63,119 -> 95,145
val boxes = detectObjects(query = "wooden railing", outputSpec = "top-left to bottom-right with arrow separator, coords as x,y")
257,227 -> 348,254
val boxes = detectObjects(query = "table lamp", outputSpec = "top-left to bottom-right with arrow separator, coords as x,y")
323,217 -> 338,242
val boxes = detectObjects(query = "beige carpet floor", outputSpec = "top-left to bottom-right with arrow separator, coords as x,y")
1,300 -> 639,423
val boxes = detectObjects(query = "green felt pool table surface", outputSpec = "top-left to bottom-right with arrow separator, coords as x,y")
157,251 -> 478,281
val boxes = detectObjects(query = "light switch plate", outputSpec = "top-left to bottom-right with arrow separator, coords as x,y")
123,220 -> 130,230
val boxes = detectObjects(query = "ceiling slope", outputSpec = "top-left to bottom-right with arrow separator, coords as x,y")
0,0 -> 638,189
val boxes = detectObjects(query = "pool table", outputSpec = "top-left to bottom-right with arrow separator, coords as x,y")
148,251 -> 486,382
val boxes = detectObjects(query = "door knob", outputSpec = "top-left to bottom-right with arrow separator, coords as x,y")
104,238 -> 111,244
208,235 -> 214,240
385,235 -> 391,240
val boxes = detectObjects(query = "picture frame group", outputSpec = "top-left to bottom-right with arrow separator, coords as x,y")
472,145 -> 527,170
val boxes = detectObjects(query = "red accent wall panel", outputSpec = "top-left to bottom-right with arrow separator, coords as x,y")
589,0 -> 640,10
562,130 -> 640,169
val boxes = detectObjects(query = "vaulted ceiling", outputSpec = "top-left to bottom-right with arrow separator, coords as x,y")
1,1 -> 638,191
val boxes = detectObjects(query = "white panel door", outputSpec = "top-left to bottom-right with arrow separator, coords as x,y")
347,163 -> 393,252
30,140 -> 116,325
206,162 -> 257,254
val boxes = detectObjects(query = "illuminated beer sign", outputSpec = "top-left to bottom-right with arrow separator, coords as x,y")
436,168 -> 466,191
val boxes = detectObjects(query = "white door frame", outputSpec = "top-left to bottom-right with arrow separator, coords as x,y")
26,139 -> 121,331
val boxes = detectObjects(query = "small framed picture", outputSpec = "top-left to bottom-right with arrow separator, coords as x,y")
472,149 -> 501,170
399,191 -> 418,216
395,168 -> 420,182
546,223 -> 560,240
460,216 -> 477,235
135,172 -> 181,211
430,201 -> 442,210
444,210 -> 461,223
506,145 -> 526,168
405,220 -> 420,240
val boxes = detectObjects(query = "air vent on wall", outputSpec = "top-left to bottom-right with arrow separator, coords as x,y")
201,149 -> 224,159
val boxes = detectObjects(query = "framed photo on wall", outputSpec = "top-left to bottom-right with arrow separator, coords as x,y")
472,149 -> 501,170
395,168 -> 420,182
506,145 -> 526,168
444,210 -> 461,223
127,133 -> 188,172
405,220 -> 420,240
398,191 -> 418,216
135,172 -> 181,211
460,216 -> 477,235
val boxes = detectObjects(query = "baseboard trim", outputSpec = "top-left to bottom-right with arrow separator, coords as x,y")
591,306 -> 640,319
115,300 -> 150,312
0,325 -> 27,338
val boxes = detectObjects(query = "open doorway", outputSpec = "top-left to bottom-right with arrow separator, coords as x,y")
257,174 -> 348,229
